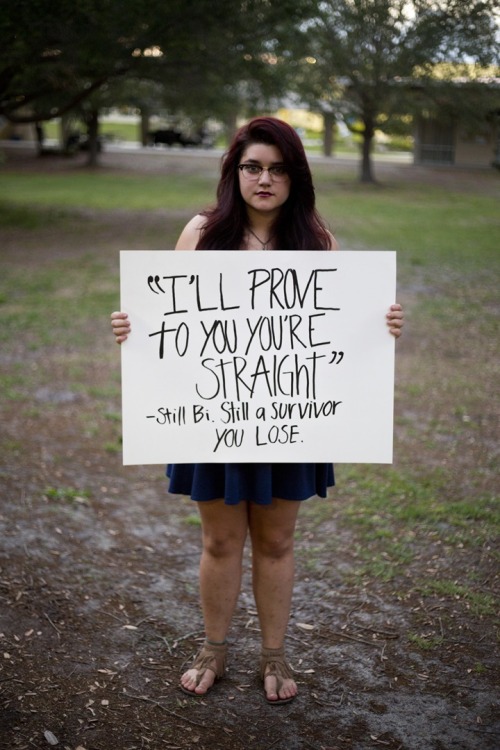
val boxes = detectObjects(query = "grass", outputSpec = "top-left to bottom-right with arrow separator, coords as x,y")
44,486 -> 91,503
338,467 -> 499,528
414,580 -> 497,616
0,253 -> 117,347
42,120 -> 142,143
0,201 -> 74,229
0,173 -> 214,212
1,166 -> 498,268
407,633 -> 444,650
340,465 -> 498,556
184,514 -> 202,527
314,176 -> 500,270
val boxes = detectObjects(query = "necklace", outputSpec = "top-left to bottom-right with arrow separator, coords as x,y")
247,227 -> 274,250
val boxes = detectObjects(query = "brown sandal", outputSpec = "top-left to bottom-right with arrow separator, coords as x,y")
180,640 -> 227,696
260,646 -> 297,705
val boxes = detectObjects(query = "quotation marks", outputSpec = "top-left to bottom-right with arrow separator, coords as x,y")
147,274 -> 196,295
329,351 -> 344,365
147,275 -> 165,294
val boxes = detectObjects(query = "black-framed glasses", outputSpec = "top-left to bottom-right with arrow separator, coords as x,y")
238,163 -> 288,181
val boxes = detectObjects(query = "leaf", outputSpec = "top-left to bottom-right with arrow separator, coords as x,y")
296,622 -> 315,631
43,730 -> 59,745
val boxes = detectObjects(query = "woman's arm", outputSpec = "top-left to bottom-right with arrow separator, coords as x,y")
175,214 -> 206,251
327,230 -> 339,250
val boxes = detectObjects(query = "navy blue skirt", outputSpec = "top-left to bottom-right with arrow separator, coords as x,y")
166,463 -> 334,506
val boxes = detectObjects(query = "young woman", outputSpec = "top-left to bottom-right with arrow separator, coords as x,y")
111,117 -> 404,704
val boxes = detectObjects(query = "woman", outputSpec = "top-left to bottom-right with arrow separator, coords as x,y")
111,117 -> 404,704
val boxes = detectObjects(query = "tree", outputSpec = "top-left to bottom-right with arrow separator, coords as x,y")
286,0 -> 499,182
133,0 -> 319,141
1,1 -> 135,121
0,0 -> 316,161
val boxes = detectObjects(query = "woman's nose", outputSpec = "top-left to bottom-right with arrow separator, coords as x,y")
258,168 -> 272,184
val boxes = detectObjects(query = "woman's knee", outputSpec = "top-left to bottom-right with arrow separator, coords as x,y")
249,500 -> 299,559
202,530 -> 246,560
199,502 -> 248,560
252,529 -> 295,560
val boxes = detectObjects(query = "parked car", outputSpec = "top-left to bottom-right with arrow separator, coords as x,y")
149,127 -> 214,148
65,131 -> 104,153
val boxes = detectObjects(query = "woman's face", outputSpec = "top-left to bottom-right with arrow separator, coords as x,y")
237,142 -> 291,219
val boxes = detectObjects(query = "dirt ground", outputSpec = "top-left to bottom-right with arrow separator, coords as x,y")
0,146 -> 498,750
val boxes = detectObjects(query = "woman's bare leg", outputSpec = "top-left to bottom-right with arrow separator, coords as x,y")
248,498 -> 300,702
180,499 -> 248,695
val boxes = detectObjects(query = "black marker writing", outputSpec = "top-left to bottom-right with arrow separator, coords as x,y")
147,272 -> 240,315
149,321 -> 189,358
195,352 -> 325,401
213,428 -> 245,452
200,319 -> 238,356
248,267 -> 340,311
329,351 -> 344,365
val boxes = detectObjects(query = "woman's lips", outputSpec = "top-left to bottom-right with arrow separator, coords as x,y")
256,191 -> 273,197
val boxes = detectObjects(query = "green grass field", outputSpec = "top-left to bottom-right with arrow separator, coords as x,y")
0,172 -> 215,213
1,166 -> 498,263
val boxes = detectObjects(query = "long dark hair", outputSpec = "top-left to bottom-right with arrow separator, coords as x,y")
196,117 -> 332,250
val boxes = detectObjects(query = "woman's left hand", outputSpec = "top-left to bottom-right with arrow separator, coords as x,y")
386,303 -> 404,338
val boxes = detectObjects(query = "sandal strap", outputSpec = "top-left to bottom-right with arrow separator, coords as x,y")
190,640 -> 227,684
259,646 -> 294,685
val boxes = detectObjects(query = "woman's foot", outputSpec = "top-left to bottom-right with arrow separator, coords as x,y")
260,646 -> 298,704
180,640 -> 227,696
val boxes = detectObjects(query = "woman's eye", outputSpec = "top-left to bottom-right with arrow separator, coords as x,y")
271,166 -> 286,176
246,165 -> 261,174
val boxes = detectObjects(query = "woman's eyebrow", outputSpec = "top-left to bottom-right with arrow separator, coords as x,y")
242,158 -> 286,165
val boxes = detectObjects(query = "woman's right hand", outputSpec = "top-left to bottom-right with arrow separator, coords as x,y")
110,311 -> 131,344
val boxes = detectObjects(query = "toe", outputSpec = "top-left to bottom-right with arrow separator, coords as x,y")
180,666 -> 215,695
264,674 -> 278,701
264,674 -> 297,702
180,668 -> 197,692
195,669 -> 215,694
280,679 -> 298,700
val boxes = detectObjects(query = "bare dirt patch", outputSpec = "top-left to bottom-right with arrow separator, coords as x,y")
0,147 -> 498,750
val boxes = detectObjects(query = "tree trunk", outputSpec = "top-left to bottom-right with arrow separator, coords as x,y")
360,115 -> 376,183
34,122 -> 44,156
86,108 -> 100,167
60,115 -> 72,153
140,108 -> 150,146
323,112 -> 335,157
224,111 -> 238,145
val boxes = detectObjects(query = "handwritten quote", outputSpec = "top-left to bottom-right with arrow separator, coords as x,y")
120,251 -> 396,464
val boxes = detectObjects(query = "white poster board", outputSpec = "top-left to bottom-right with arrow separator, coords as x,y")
120,250 -> 396,464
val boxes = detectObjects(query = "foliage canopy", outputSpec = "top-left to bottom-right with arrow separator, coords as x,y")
286,0 -> 499,180
1,0 -> 498,177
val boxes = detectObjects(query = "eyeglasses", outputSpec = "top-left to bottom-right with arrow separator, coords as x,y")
238,163 -> 289,181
